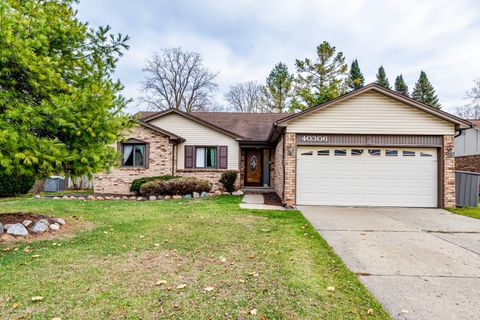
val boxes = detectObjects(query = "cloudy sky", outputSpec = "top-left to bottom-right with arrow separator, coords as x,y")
76,0 -> 480,114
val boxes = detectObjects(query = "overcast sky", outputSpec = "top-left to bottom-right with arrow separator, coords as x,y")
76,0 -> 480,114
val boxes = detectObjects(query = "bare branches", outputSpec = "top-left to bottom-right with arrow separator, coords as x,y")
140,48 -> 218,111
456,78 -> 480,119
225,81 -> 270,113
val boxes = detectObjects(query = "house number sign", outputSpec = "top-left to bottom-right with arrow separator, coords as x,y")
302,135 -> 328,143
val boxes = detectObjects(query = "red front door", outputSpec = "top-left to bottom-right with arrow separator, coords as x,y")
245,150 -> 263,186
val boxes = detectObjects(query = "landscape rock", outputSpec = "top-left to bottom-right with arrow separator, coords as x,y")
192,192 -> 200,198
231,190 -> 244,196
200,192 -> 208,198
4,224 -> 13,231
214,190 -> 222,196
0,223 -> 3,234
52,196 -> 61,200
172,195 -> 182,199
49,223 -> 60,231
38,219 -> 50,225
121,196 -> 129,200
7,223 -> 29,236
129,196 -> 136,200
222,192 -> 231,195
0,234 -> 15,241
105,196 -> 112,200
53,218 -> 66,225
31,221 -> 49,233
149,195 -> 157,201
62,195 -> 69,199
136,197 -> 144,201
96,196 -> 105,201
78,196 -> 86,200
32,194 -> 41,199
183,194 -> 192,199
157,195 -> 164,200
164,195 -> 172,200
22,220 -> 33,227
87,195 -> 95,200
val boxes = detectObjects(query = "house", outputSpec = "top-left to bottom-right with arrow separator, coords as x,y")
94,83 -> 471,208
455,119 -> 480,173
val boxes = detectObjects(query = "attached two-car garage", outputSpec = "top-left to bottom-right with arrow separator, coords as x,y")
296,146 -> 438,207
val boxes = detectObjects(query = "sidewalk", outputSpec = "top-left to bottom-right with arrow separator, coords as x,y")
239,194 -> 285,210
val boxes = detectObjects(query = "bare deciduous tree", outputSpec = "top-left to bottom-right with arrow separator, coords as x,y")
141,48 -> 218,111
224,81 -> 270,113
456,78 -> 480,119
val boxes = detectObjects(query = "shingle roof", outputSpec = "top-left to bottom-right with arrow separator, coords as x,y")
188,112 -> 292,141
468,119 -> 480,127
136,110 -> 292,142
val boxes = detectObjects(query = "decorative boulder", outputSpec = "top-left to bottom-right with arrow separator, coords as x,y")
0,223 -> 3,234
4,224 -> 13,231
149,196 -> 156,201
52,218 -> 66,225
87,195 -> 95,200
183,194 -> 192,199
22,220 -> 33,227
193,192 -> 200,198
136,197 -> 144,201
172,195 -> 182,199
52,196 -> 61,200
222,192 -> 231,195
164,195 -> 172,200
96,196 -> 105,201
232,190 -> 244,196
200,192 -> 208,198
214,190 -> 222,196
32,194 -> 41,199
49,223 -> 60,231
7,223 -> 29,236
62,195 -> 69,199
31,221 -> 49,233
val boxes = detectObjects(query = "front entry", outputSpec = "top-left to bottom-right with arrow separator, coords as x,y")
245,149 -> 263,186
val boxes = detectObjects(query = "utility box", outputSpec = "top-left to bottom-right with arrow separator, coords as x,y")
44,176 -> 66,192
455,171 -> 480,207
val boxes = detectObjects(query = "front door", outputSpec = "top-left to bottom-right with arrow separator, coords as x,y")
245,149 -> 263,186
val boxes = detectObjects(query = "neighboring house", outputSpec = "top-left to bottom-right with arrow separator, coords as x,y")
455,119 -> 480,173
94,83 -> 471,208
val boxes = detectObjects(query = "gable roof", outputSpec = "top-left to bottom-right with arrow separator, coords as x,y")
138,121 -> 185,142
275,83 -> 472,129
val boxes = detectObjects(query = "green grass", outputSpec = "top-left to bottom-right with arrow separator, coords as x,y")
0,196 -> 390,319
449,198 -> 480,219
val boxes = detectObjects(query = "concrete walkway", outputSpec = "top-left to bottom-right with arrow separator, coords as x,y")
299,206 -> 480,320
239,194 -> 285,210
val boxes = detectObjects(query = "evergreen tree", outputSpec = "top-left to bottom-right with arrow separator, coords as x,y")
265,62 -> 293,112
412,71 -> 441,108
292,41 -> 348,111
376,66 -> 390,89
394,74 -> 409,96
0,0 -> 132,178
347,59 -> 365,90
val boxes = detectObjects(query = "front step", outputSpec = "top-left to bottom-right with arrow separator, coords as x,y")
242,187 -> 275,194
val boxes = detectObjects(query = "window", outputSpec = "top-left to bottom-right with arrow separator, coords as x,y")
420,152 -> 433,157
368,149 -> 381,156
334,149 -> 347,156
317,150 -> 330,156
386,150 -> 398,157
196,147 -> 217,168
351,149 -> 364,156
301,151 -> 313,156
403,150 -> 415,157
123,144 -> 146,167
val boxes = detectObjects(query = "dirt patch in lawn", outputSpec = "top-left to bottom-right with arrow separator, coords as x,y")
0,213 -> 94,244
263,192 -> 283,206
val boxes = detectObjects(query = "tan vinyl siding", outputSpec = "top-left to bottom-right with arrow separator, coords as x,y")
286,91 -> 455,135
149,113 -> 239,169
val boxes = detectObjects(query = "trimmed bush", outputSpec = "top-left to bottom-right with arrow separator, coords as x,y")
219,170 -> 238,192
0,174 -> 35,197
140,177 -> 211,196
130,175 -> 179,193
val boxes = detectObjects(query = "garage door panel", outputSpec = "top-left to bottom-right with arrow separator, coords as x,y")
297,147 -> 437,207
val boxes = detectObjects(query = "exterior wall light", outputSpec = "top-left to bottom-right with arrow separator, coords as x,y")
447,149 -> 454,158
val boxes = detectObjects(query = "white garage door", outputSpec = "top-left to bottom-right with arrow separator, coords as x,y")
296,147 -> 438,207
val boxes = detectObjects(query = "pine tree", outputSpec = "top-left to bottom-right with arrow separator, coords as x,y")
412,71 -> 440,108
347,59 -> 365,90
394,74 -> 409,96
265,62 -> 293,112
376,66 -> 390,89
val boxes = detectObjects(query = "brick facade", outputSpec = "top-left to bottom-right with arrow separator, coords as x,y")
455,155 -> 480,173
273,136 -> 284,201
442,135 -> 456,208
176,169 -> 240,191
94,125 -> 174,194
283,132 -> 296,206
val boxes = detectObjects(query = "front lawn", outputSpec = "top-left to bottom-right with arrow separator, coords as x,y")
0,196 -> 389,319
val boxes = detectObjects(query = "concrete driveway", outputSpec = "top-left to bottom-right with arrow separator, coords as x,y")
299,206 -> 480,320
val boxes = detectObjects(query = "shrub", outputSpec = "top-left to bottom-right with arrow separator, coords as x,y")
219,170 -> 238,192
130,175 -> 179,193
0,174 -> 35,197
140,177 -> 211,196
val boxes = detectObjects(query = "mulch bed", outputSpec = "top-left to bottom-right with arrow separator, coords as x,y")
263,192 -> 283,206
0,212 -> 52,224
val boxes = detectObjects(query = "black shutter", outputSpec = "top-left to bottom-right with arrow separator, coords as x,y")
185,146 -> 194,168
219,146 -> 228,169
